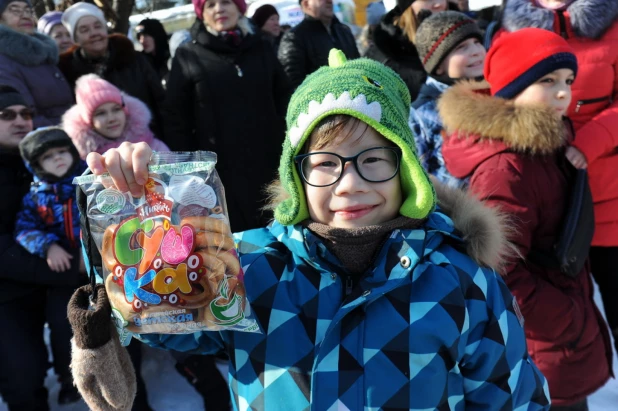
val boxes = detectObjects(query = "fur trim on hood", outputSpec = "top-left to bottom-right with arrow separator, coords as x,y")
503,0 -> 618,39
0,24 -> 59,65
438,80 -> 567,154
62,94 -> 154,159
265,177 -> 515,272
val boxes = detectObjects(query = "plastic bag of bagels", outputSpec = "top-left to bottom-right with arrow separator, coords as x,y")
73,151 -> 259,336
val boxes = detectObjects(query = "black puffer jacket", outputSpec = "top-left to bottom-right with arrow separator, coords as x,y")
164,20 -> 291,232
364,9 -> 426,101
58,34 -> 166,139
278,16 -> 360,89
0,151 -> 84,304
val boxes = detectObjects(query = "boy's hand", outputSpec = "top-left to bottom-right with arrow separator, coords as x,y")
86,142 -> 153,198
566,146 -> 588,169
47,243 -> 73,272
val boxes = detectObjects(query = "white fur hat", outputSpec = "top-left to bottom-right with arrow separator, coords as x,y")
61,2 -> 106,41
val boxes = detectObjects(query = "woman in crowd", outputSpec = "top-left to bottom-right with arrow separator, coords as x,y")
165,0 -> 291,233
0,0 -> 73,127
58,2 -> 165,139
500,0 -> 618,366
251,4 -> 282,52
37,11 -> 73,54
136,18 -> 170,86
365,0 -> 448,100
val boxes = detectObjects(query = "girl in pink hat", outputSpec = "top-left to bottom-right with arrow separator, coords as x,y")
62,74 -> 169,159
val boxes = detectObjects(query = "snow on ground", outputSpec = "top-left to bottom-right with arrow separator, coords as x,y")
1,283 -> 617,411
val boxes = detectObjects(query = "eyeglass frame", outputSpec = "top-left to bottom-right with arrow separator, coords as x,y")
0,108 -> 35,121
294,146 -> 402,188
5,5 -> 34,17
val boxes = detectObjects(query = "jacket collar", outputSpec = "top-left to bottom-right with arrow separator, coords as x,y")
0,24 -> 59,66
503,0 -> 618,39
438,80 -> 567,154
190,20 -> 257,55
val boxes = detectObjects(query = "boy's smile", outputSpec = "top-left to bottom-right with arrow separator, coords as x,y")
304,123 -> 402,229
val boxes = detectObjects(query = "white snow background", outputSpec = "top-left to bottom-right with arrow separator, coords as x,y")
1,283 -> 617,411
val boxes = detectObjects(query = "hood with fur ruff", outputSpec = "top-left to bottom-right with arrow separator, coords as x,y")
503,0 -> 618,39
62,94 -> 155,159
0,24 -> 59,65
266,176 -> 514,272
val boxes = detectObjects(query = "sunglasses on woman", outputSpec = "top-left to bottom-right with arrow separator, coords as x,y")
0,108 -> 35,122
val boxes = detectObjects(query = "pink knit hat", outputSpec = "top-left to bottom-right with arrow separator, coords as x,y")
193,0 -> 247,20
74,74 -> 128,124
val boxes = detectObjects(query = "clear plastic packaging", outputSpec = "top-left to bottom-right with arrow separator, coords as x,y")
74,152 -> 259,335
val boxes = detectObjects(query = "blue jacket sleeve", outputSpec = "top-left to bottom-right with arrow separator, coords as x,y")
460,267 -> 550,410
14,193 -> 60,258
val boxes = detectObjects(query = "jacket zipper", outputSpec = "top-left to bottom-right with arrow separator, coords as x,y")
234,64 -> 243,77
575,96 -> 612,113
64,198 -> 76,248
557,10 -> 568,39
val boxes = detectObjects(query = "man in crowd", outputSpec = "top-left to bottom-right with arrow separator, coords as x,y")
0,85 -> 85,409
278,0 -> 359,89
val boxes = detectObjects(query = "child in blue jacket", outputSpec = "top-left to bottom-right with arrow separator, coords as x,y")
15,127 -> 86,272
69,50 -> 551,411
410,11 -> 486,188
14,126 -> 87,404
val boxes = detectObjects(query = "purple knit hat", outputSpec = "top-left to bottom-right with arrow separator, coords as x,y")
37,11 -> 63,36
193,0 -> 247,20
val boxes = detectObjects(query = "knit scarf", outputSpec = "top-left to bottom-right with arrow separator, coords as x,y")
220,29 -> 242,46
304,216 -> 423,274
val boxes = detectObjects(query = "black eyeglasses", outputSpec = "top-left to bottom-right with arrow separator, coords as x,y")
294,147 -> 401,187
0,108 -> 34,121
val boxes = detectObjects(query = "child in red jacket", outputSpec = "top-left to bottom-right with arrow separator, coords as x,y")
438,28 -> 612,410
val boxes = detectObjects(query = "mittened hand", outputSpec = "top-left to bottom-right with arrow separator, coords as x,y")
566,146 -> 588,169
68,284 -> 113,349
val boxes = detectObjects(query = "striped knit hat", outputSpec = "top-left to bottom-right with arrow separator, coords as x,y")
415,11 -> 483,75
275,49 -> 436,226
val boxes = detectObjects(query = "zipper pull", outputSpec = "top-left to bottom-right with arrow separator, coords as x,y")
345,276 -> 353,296
575,101 -> 582,113
235,64 -> 243,77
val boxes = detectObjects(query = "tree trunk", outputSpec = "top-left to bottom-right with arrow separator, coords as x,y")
113,0 -> 135,35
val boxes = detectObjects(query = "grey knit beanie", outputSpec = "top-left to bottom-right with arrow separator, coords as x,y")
415,11 -> 483,75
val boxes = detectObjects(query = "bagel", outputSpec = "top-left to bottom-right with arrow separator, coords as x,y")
101,224 -> 118,271
195,231 -> 235,252
181,216 -> 231,235
198,248 -> 241,276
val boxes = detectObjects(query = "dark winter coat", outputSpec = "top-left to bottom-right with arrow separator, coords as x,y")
0,151 -> 84,304
164,21 -> 291,232
278,16 -> 360,89
501,0 -> 618,247
15,163 -> 86,259
58,34 -> 166,139
0,25 -> 73,128
438,81 -> 613,406
364,9 -> 427,101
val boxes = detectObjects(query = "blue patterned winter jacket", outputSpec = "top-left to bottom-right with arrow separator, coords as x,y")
137,205 -> 550,411
15,162 -> 86,258
410,77 -> 466,189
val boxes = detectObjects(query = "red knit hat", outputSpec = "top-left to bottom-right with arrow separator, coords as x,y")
485,28 -> 578,99
193,0 -> 247,20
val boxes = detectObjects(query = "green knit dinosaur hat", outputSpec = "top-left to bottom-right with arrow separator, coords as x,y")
274,49 -> 436,226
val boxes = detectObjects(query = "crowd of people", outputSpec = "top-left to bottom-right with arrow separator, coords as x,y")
0,0 -> 616,410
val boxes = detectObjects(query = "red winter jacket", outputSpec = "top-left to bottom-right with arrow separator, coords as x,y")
501,0 -> 618,245
438,81 -> 612,406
